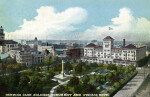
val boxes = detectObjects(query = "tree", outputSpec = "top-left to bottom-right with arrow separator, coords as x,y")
6,65 -> 14,73
96,75 -> 105,84
46,72 -> 54,80
107,64 -> 117,71
82,75 -> 90,84
137,56 -> 149,67
6,73 -> 20,93
29,76 -> 43,94
74,83 -> 97,94
109,72 -> 115,83
0,63 -> 7,75
0,57 -> 1,63
4,56 -> 17,65
18,75 -> 30,93
65,62 -> 73,71
69,76 -> 79,86
116,72 -> 120,80
56,85 -> 65,93
0,77 -> 7,96
75,64 -> 82,73
91,62 -> 98,67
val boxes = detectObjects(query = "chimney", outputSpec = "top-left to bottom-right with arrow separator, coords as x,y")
123,39 -> 126,47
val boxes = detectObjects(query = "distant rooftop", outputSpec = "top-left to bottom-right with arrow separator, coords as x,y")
86,43 -> 102,48
0,40 -> 18,46
0,54 -> 9,60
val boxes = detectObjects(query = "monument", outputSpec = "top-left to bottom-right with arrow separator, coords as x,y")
62,60 -> 64,77
54,60 -> 66,80
53,60 -> 73,80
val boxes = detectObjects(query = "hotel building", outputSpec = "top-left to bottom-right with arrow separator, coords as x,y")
83,36 -> 146,66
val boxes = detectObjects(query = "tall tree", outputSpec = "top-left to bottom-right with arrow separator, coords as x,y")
69,76 -> 79,86
75,64 -> 82,73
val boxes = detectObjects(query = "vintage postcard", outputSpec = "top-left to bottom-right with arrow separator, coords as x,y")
0,0 -> 150,97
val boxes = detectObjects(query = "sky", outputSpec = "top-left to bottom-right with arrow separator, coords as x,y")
0,0 -> 150,41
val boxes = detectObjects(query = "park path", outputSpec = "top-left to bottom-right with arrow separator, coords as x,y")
49,80 -> 69,97
49,72 -> 93,97
114,63 -> 150,97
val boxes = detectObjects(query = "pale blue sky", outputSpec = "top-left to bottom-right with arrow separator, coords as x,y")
0,0 -> 150,41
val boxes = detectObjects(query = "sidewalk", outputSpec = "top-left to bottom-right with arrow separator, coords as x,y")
114,66 -> 150,97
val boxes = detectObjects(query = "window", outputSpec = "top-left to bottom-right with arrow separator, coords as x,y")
105,45 -> 109,48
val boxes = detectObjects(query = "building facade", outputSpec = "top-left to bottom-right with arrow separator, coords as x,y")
83,36 -> 146,66
26,37 -> 38,51
9,49 -> 44,65
0,26 -> 19,54
69,48 -> 82,59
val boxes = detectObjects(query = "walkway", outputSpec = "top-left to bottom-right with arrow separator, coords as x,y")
114,64 -> 150,97
49,80 -> 69,97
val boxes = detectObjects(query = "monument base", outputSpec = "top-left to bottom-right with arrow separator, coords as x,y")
54,73 -> 67,80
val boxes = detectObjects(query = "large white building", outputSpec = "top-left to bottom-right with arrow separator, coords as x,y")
83,36 -> 146,66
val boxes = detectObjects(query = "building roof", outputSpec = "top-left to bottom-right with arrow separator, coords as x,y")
0,54 -> 9,60
103,36 -> 114,40
95,46 -> 103,48
125,44 -> 136,49
55,49 -> 65,52
70,48 -> 81,50
86,43 -> 97,47
0,40 -> 18,46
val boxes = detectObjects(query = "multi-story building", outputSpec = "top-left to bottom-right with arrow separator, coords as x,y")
31,51 -> 44,65
83,36 -> 146,66
15,51 -> 33,65
9,49 -> 44,66
26,37 -> 38,51
0,26 -> 19,54
68,48 -> 82,59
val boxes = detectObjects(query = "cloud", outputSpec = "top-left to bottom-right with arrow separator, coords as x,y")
5,6 -> 87,40
80,8 -> 150,41
5,7 -> 150,41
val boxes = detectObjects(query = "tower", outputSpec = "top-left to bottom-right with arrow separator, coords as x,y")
34,37 -> 38,51
103,36 -> 114,50
0,26 -> 5,40
103,36 -> 114,64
